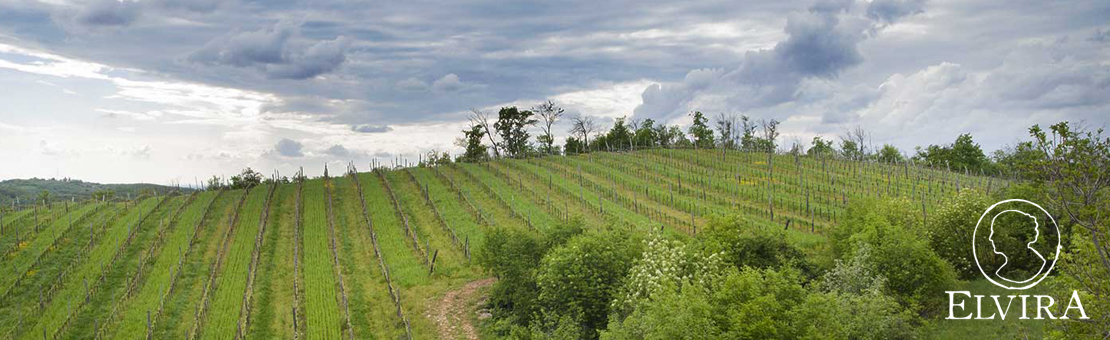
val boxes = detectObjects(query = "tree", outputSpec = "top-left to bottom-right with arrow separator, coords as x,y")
564,137 -> 587,155
470,108 -> 502,158
206,176 -> 224,190
37,190 -> 49,205
534,100 -> 565,155
494,106 -> 537,158
229,167 -> 263,189
876,144 -> 903,163
688,111 -> 715,149
714,113 -> 739,149
457,124 -> 489,162
755,118 -> 780,153
599,117 -> 633,151
738,115 -> 759,151
912,133 -> 990,173
1027,122 -> 1110,338
841,126 -> 870,160
569,114 -> 599,153
633,119 -> 658,148
808,136 -> 835,156
91,190 -> 115,202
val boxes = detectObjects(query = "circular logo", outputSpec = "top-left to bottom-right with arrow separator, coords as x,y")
972,199 -> 1061,290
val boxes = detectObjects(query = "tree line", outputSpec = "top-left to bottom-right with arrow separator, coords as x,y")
456,101 -> 1025,176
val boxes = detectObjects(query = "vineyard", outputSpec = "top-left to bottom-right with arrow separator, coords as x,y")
0,149 -> 1007,339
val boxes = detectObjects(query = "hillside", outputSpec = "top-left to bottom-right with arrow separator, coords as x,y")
0,149 -> 1018,339
0,178 -> 185,207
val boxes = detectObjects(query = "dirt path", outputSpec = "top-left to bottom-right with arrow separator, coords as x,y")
428,278 -> 496,340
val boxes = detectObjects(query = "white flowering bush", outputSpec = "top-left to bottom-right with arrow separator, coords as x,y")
610,232 -> 724,318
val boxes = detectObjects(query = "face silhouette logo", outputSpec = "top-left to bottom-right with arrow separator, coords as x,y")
973,199 -> 1061,290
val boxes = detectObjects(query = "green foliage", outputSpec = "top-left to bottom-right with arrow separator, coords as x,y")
494,106 -> 538,158
913,133 -> 991,174
37,190 -> 50,204
687,112 -> 714,149
840,139 -> 863,160
877,144 -> 904,163
808,136 -> 835,156
535,229 -> 643,339
819,244 -> 887,295
833,198 -> 958,315
611,234 -> 724,318
592,117 -> 634,151
701,215 -> 815,277
478,219 -> 585,331
604,265 -> 919,340
925,189 -> 991,279
632,119 -> 658,148
564,136 -> 587,155
229,167 -> 264,189
1026,122 -> 1110,338
460,124 -> 490,162
1046,235 -> 1110,339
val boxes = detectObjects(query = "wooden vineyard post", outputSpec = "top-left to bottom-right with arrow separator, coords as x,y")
429,250 -> 438,275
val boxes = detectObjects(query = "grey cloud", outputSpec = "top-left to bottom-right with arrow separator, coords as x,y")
775,11 -> 864,77
324,144 -> 350,156
396,77 -> 429,92
152,0 -> 225,13
187,21 -> 349,79
866,0 -> 927,23
265,37 -> 349,79
633,0 -> 919,123
351,124 -> 392,133
274,138 -> 304,157
1090,28 -> 1110,43
432,74 -> 464,93
75,0 -> 141,27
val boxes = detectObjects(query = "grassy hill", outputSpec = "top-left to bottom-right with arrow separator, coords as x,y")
0,178 -> 185,207
0,149 -> 1025,339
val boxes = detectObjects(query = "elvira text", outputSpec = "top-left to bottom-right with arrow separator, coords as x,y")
946,291 -> 1089,320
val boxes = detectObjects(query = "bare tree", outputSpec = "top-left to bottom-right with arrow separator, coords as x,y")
469,108 -> 501,158
570,114 -> 598,150
759,118 -> 781,152
533,100 -> 565,155
715,113 -> 740,149
840,125 -> 870,160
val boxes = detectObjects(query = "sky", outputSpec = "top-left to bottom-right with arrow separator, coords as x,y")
0,0 -> 1107,185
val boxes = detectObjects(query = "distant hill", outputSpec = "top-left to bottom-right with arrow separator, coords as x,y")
0,177 -> 188,207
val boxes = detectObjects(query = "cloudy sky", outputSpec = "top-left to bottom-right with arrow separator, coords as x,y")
0,0 -> 1106,185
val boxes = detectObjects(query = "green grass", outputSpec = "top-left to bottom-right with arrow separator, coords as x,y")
302,179 -> 343,339
17,196 -> 164,340
106,191 -> 217,339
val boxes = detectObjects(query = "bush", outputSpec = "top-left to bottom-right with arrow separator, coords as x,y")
834,198 -> 958,315
603,264 -> 921,340
611,233 -> 724,318
535,229 -> 642,339
925,189 -> 991,279
476,227 -> 546,326
477,219 -> 587,330
702,215 -> 815,277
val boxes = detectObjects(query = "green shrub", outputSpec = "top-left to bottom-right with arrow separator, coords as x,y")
702,215 -> 815,277
477,218 -> 586,330
603,264 -> 921,340
834,198 -> 958,315
925,189 -> 991,279
535,229 -> 642,339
